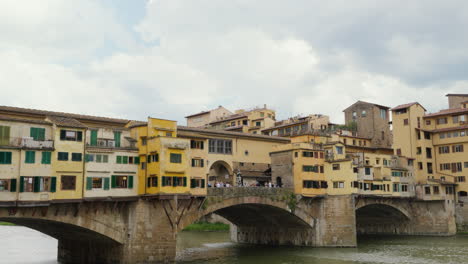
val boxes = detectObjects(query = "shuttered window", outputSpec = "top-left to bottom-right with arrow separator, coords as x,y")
0,126 -> 10,146
58,152 -> 68,161
71,153 -> 82,162
0,152 -> 12,164
25,151 -> 35,164
30,127 -> 45,141
170,153 -> 182,163
111,175 -> 133,188
41,152 -> 51,164
90,130 -> 98,146
114,131 -> 121,147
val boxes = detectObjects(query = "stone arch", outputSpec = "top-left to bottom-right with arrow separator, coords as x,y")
208,160 -> 234,185
355,201 -> 411,235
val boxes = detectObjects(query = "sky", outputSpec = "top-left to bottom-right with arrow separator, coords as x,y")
1,0 -> 467,124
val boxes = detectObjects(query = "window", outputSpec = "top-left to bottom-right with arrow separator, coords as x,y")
30,127 -> 45,141
439,146 -> 450,154
401,185 -> 408,192
426,120 -> 431,125
452,162 -> 463,172
21,177 -> 35,192
192,159 -> 204,167
456,176 -> 466,183
453,116 -> 459,123
440,133 -> 445,139
208,139 -> 232,154
365,167 -> 371,175
393,183 -> 399,192
90,130 -> 98,146
303,165 -> 318,172
433,186 -> 440,195
141,162 -> 146,170
96,154 -> 109,163
58,152 -> 68,161
418,162 -> 423,170
404,119 -> 409,125
147,176 -> 158,187
0,179 -> 14,192
61,176 -> 76,190
303,180 -> 325,189
427,162 -> 433,174
332,164 -> 340,170
166,132 -> 172,137
454,131 -> 459,137
170,153 -> 182,163
465,162 -> 468,168
0,126 -> 10,146
417,131 -> 421,140
437,118 -> 447,125
380,109 -> 386,119
352,111 -> 357,119
41,152 -> 51,164
0,152 -> 12,164
424,132 -> 431,140
190,140 -> 204,149
255,121 -> 261,127
147,153 -> 159,163
440,163 -> 450,171
242,120 -> 248,125
396,149 -> 402,156
92,177 -> 103,189
303,151 -> 313,157
424,186 -> 431,195
141,137 -> 147,146
416,147 -> 422,154
361,110 -> 367,117
453,144 -> 464,153
25,151 -> 35,164
190,178 -> 205,188
111,175 -> 133,188
426,148 -> 432,159
392,171 -> 403,177
113,131 -> 121,147
71,153 -> 82,162
60,130 -> 82,141
86,177 -> 109,190
333,182 -> 345,188
336,146 -> 343,154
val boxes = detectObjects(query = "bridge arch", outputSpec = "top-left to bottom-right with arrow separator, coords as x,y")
355,199 -> 411,235
208,160 -> 234,185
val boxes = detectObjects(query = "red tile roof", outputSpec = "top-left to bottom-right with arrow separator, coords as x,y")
424,108 -> 468,118
391,102 -> 426,111
446,94 -> 468,97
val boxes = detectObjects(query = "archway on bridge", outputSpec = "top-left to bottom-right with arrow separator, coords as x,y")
355,204 -> 410,236
208,160 -> 234,186
0,217 -> 121,263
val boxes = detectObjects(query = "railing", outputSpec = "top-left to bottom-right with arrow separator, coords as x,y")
0,137 -> 54,149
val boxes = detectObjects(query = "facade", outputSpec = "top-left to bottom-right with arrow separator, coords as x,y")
343,101 -> 392,148
447,94 -> 468,109
185,106 -> 233,128
261,114 -> 332,137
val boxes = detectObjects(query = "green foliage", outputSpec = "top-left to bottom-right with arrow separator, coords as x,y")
0,222 -> 15,226
183,222 -> 229,232
336,121 -> 357,132
285,193 -> 298,213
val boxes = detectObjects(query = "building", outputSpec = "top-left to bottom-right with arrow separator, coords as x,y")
447,94 -> 468,109
343,101 -> 392,148
207,105 -> 276,134
261,114 -> 333,137
185,106 -> 233,128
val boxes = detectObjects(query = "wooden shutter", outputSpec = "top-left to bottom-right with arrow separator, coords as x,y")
123,156 -> 128,164
128,176 -> 133,189
191,159 -> 195,167
147,155 -> 151,163
10,179 -> 16,192
190,140 -> 195,148
50,177 -> 56,192
60,130 -> 66,140
190,179 -> 195,188
135,157 -> 140,164
161,176 -> 165,186
147,177 -> 151,187
77,131 -> 83,142
114,131 -> 121,147
201,159 -> 204,167
183,177 -> 187,187
452,163 -> 457,173
103,178 -> 110,190
33,177 -> 41,192
30,127 -> 37,140
173,177 -> 178,187
201,179 -> 205,188
201,141 -> 204,149
38,128 -> 45,141
90,130 -> 98,146
19,176 -> 24,192
86,177 -> 92,190
111,176 -> 116,188
117,156 -> 122,164
5,152 -> 12,164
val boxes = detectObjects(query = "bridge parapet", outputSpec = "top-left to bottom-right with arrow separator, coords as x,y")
207,187 -> 294,199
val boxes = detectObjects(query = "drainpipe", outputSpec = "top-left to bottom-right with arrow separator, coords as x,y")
81,128 -> 87,200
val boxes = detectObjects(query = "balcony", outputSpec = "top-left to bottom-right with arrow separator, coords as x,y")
0,137 -> 54,149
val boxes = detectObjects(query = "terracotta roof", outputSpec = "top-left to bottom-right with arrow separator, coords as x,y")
126,120 -> 148,128
177,126 -> 290,142
391,102 -> 426,111
446,94 -> 468,97
185,110 -> 211,118
261,120 -> 307,132
224,125 -> 244,131
428,125 -> 468,133
46,115 -> 87,129
0,105 -> 130,124
343,100 -> 390,112
424,108 -> 468,118
209,113 -> 248,124
0,115 -> 51,125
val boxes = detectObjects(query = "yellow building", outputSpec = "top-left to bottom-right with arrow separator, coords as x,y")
207,105 -> 276,134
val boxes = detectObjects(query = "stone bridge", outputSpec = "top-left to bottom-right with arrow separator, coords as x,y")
0,188 -> 456,263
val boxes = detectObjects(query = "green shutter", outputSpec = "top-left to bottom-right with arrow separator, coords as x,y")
162,176 -> 166,187
50,177 -> 56,193
111,176 -> 116,188
173,177 -> 178,187
10,179 -> 17,192
0,126 -> 10,146
41,152 -> 51,164
114,131 -> 121,147
86,177 -> 93,190
201,179 -> 205,188
190,179 -> 195,188
19,176 -> 24,192
38,128 -> 45,141
33,177 -> 41,192
183,177 -> 187,187
128,176 -> 133,189
25,151 -> 35,164
135,157 -> 140,164
30,127 -> 37,140
116,156 -> 122,164
104,177 -> 110,190
147,177 -> 151,187
123,156 -> 128,164
90,130 -> 98,146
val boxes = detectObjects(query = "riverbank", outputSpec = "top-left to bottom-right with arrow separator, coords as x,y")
0,222 -> 15,226
183,222 -> 229,232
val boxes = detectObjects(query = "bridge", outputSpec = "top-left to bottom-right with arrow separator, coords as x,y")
0,188 -> 456,263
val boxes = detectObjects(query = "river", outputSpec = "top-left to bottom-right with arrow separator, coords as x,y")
2,226 -> 468,264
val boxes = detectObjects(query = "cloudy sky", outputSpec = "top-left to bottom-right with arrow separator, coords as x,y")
1,0 -> 467,124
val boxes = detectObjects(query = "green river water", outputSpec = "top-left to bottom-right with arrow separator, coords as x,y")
1,226 -> 468,264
